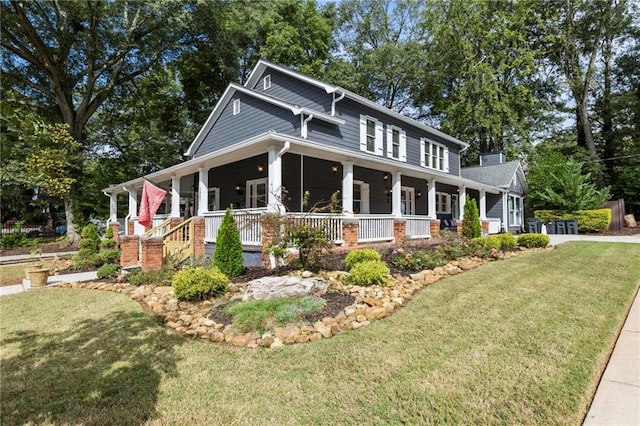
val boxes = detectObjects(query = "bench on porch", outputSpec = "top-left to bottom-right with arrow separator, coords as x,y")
440,219 -> 458,231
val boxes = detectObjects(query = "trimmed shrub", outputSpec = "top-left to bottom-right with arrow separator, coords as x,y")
496,233 -> 517,250
462,195 -> 481,239
437,240 -> 468,260
172,267 -> 230,301
392,248 -> 447,272
99,249 -> 120,264
79,224 -> 100,252
534,209 -> 611,233
97,263 -> 121,279
344,248 -> 381,271
517,234 -> 550,248
213,208 -> 244,277
344,260 -> 390,286
126,268 -> 174,286
74,253 -> 102,269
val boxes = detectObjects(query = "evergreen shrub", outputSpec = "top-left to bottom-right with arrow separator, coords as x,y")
213,208 -> 244,277
172,267 -> 230,301
97,263 -> 121,279
344,248 -> 381,271
345,260 -> 390,286
517,234 -> 550,248
462,195 -> 481,239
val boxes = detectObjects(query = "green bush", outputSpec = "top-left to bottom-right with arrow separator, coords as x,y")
213,208 -> 244,277
126,268 -> 174,286
496,233 -> 517,250
100,238 -> 117,250
99,248 -> 120,264
79,224 -> 100,252
462,195 -> 481,239
534,209 -> 611,233
517,234 -> 550,248
97,263 -> 121,279
437,240 -> 468,260
74,253 -> 102,269
0,232 -> 28,249
172,267 -> 230,301
344,260 -> 390,286
344,248 -> 381,271
392,248 -> 447,272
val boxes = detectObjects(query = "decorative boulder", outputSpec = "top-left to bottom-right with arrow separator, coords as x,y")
242,276 -> 328,301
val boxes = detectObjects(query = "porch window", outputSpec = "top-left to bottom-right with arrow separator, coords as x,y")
353,180 -> 370,214
359,115 -> 383,156
246,178 -> 267,208
386,125 -> 407,161
436,192 -> 451,214
508,195 -> 522,227
401,186 -> 415,215
420,139 -> 449,172
208,187 -> 220,211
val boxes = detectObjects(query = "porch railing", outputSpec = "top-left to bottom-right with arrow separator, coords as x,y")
357,216 -> 395,243
163,218 -> 194,264
142,218 -> 172,238
404,216 -> 431,239
204,209 -> 264,246
487,218 -> 501,234
288,213 -> 344,244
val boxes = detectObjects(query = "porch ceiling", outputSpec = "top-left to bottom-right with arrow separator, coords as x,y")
103,131 -> 502,195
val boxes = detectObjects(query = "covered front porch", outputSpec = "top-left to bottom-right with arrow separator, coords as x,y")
104,133 -> 504,269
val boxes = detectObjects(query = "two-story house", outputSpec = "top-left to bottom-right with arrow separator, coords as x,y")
103,60 -> 526,269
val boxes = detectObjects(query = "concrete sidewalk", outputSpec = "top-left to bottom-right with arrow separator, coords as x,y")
548,234 -> 640,245
0,270 -> 97,296
0,251 -> 78,264
583,287 -> 640,425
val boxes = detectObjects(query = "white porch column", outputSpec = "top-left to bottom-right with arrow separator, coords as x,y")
427,179 -> 437,219
128,188 -> 137,218
108,193 -> 117,224
458,186 -> 466,221
267,145 -> 284,212
342,161 -> 354,216
479,189 -> 487,220
197,167 -> 208,216
392,171 -> 402,217
171,175 -> 181,218
502,191 -> 509,231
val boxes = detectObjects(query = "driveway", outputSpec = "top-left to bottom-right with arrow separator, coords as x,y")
549,234 -> 640,245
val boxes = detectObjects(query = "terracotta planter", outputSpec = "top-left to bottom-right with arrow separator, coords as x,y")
24,263 -> 44,280
29,268 -> 50,287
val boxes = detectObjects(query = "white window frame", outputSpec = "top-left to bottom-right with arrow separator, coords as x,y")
420,138 -> 449,172
508,195 -> 522,227
386,125 -> 407,162
451,194 -> 459,220
401,186 -> 415,215
246,178 -> 267,209
353,180 -> 370,214
263,74 -> 271,90
359,115 -> 384,156
208,187 -> 220,211
233,99 -> 240,115
436,192 -> 451,215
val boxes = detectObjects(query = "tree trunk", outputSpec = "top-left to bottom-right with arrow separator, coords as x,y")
64,193 -> 80,246
578,99 -> 598,158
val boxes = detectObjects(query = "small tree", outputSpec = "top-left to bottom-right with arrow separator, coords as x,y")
462,195 -> 481,239
213,207 -> 244,277
74,224 -> 101,269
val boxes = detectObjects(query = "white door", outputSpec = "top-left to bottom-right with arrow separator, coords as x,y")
353,180 -> 370,214
401,186 -> 415,215
246,178 -> 267,208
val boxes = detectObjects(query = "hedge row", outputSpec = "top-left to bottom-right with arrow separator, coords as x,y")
534,209 -> 611,233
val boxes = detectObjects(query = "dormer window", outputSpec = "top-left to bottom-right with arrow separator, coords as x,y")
386,125 -> 406,161
263,75 -> 271,90
233,99 -> 240,115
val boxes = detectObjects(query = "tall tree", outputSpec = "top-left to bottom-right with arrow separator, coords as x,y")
1,0 -> 189,241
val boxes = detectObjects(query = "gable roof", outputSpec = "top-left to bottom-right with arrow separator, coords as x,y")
185,82 -> 345,156
460,161 -> 527,192
245,59 -> 470,149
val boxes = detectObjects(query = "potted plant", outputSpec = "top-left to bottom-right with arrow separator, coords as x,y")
24,248 -> 43,280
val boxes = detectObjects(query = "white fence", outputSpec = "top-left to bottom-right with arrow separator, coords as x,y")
487,218 -> 501,234
204,209 -> 264,245
357,216 -> 395,243
404,216 -> 431,239
288,214 -> 344,244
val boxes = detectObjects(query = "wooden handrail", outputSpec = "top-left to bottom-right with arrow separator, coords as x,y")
142,218 -> 172,238
162,217 -> 195,265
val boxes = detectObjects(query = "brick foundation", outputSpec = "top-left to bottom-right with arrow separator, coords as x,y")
109,223 -> 119,241
120,235 -> 140,268
141,237 -> 163,272
456,221 -> 463,236
261,214 -> 276,269
429,220 -> 441,238
342,219 -> 359,247
127,220 -> 134,235
393,219 -> 406,242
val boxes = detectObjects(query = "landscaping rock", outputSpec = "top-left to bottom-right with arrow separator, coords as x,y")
242,276 -> 329,301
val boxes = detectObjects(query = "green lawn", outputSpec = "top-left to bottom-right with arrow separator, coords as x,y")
1,242 -> 638,425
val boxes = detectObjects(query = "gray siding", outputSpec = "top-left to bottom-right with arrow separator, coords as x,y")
282,153 -> 303,211
302,157 -> 342,211
195,92 -> 300,158
509,172 -> 526,196
401,176 -> 429,215
480,152 -> 505,166
208,154 -> 268,209
486,193 -> 503,219
354,166 -> 392,214
206,243 -> 262,267
252,69 -> 332,114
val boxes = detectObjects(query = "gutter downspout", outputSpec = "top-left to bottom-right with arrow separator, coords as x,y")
103,191 -> 112,227
123,186 -> 131,236
331,90 -> 346,116
302,114 -> 314,139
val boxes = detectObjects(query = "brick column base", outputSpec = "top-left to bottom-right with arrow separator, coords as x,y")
193,217 -> 205,259
456,221 -> 463,237
141,237 -> 163,272
393,219 -> 406,242
430,220 -> 441,238
481,220 -> 489,236
261,214 -> 276,269
120,235 -> 140,268
109,223 -> 119,241
127,220 -> 134,235
342,218 -> 359,247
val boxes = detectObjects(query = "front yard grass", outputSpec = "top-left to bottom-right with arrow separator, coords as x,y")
1,242 -> 638,425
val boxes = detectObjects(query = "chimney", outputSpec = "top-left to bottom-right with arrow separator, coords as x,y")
479,152 -> 505,167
